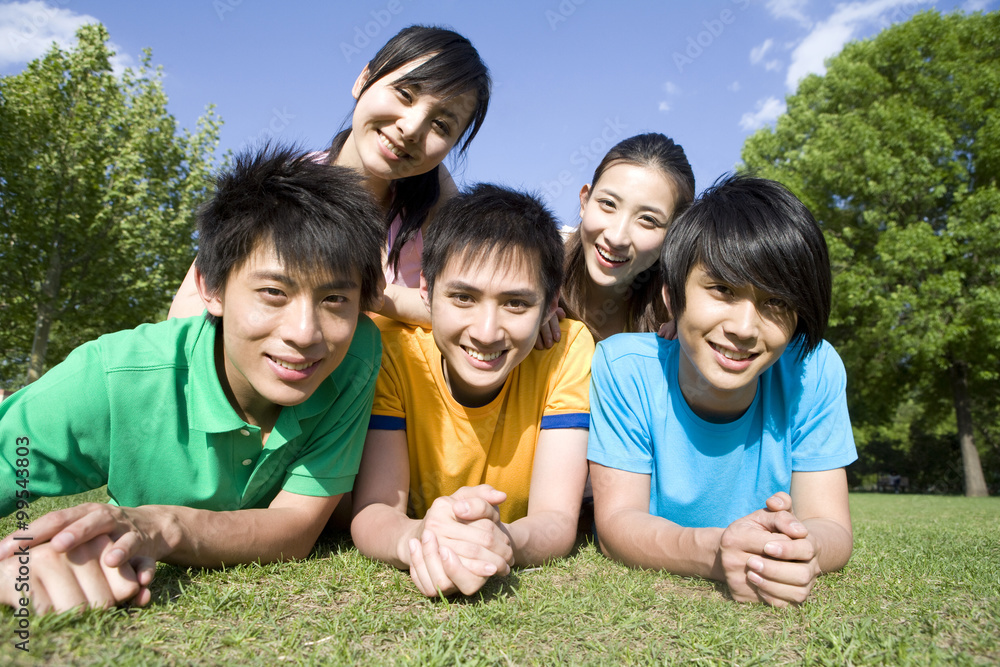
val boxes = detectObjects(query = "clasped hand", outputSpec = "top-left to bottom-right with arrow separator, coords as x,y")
718,492 -> 821,607
408,485 -> 513,597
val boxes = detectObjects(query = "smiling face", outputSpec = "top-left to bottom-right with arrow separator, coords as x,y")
201,241 -> 362,428
338,59 -> 478,193
420,249 -> 554,408
579,162 -> 678,293
670,264 -> 798,422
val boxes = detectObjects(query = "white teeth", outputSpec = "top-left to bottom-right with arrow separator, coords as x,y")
274,358 -> 314,371
597,246 -> 628,263
379,133 -> 407,158
713,344 -> 752,361
464,347 -> 502,362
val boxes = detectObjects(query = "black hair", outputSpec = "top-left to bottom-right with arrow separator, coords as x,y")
661,172 -> 831,356
195,144 -> 384,323
327,25 -> 491,275
562,133 -> 695,338
422,183 -> 563,306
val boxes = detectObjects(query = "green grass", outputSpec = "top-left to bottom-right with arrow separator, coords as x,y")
2,492 -> 998,666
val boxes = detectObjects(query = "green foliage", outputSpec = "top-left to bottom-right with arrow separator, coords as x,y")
0,23 -> 221,389
741,10 -> 1000,492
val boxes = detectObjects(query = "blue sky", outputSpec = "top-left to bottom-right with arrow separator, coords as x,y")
1,0 -> 995,224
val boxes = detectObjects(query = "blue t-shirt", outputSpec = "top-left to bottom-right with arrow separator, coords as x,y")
587,334 -> 857,529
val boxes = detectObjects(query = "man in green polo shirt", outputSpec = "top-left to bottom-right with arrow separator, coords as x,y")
0,145 -> 384,614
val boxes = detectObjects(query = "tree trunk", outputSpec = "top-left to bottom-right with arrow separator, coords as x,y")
948,360 -> 989,497
25,239 -> 62,385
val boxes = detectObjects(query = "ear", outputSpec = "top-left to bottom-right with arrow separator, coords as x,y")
195,265 -> 225,319
419,271 -> 432,313
578,183 -> 591,219
661,283 -> 673,320
351,65 -> 371,101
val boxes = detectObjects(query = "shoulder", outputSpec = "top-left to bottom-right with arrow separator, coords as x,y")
338,314 -> 383,374
596,332 -> 671,364
97,316 -> 206,372
773,339 -> 846,386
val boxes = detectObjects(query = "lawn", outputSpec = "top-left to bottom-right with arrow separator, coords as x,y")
2,492 -> 998,666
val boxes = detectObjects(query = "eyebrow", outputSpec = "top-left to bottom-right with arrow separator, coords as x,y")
443,280 -> 539,300
249,270 -> 359,291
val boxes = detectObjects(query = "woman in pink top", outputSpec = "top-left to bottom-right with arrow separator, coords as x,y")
169,26 -> 491,324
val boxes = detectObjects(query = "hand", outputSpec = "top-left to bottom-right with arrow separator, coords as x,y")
534,307 -> 565,350
656,319 -> 677,340
718,492 -> 817,607
408,530 -> 490,597
418,486 -> 513,578
1,503 -> 170,568
0,534 -> 154,614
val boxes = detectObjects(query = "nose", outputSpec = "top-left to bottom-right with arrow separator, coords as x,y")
281,299 -> 323,349
602,214 -> 630,250
724,299 -> 761,342
468,304 -> 503,346
396,106 -> 428,144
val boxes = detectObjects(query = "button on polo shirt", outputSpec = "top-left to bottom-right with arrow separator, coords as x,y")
0,314 -> 381,517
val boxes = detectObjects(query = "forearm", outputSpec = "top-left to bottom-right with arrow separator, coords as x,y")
377,284 -> 431,327
505,510 -> 578,567
350,503 -> 421,569
166,260 -> 205,319
597,507 -> 725,580
802,517 -> 853,573
145,504 -> 328,567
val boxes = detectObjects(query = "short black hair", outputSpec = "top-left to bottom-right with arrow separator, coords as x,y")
422,184 -> 563,306
661,173 -> 831,356
195,144 -> 384,320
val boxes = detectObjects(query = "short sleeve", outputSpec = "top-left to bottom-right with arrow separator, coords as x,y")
789,343 -> 858,472
0,343 -> 112,516
586,343 -> 655,475
281,324 -> 383,497
368,328 -> 407,430
540,321 -> 594,430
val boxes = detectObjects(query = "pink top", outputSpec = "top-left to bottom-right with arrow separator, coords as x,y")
384,214 -> 423,288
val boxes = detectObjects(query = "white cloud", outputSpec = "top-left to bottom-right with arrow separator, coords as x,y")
784,0 -> 931,90
658,101 -> 671,112
662,81 -> 680,95
765,59 -> 782,72
750,38 -> 774,65
728,81 -> 742,92
0,1 -> 131,73
962,0 -> 991,9
739,96 -> 786,131
766,0 -> 813,28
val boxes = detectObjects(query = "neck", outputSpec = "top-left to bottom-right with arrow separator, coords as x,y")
332,131 -> 393,208
583,282 -> 629,340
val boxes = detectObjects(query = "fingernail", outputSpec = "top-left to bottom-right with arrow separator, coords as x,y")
439,548 -> 450,561
484,563 -> 497,575
791,522 -> 806,532
457,501 -> 470,514
747,571 -> 763,585
764,542 -> 782,557
109,548 -> 126,564
747,556 -> 764,572
409,538 -> 419,553
422,532 -> 432,544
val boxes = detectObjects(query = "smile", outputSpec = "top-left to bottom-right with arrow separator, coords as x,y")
270,356 -> 319,371
379,132 -> 410,159
710,343 -> 755,361
596,245 -> 628,264
463,346 -> 503,362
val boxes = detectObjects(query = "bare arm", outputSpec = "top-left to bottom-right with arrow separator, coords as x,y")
167,260 -> 207,319
504,427 -> 588,565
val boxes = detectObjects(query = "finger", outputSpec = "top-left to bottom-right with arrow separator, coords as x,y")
764,492 -> 793,513
747,567 -> 812,606
428,519 -> 511,568
407,537 -> 436,596
30,547 -> 90,613
103,530 -> 145,568
769,511 -> 808,540
129,586 -> 153,608
414,532 -> 458,598
763,537 -> 816,562
452,485 -> 507,506
439,545 -> 490,596
0,504 -> 98,557
746,555 -> 818,604
133,556 -> 157,588
451,496 -> 503,523
49,506 -> 127,553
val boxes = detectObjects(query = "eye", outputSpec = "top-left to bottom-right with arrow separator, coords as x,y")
259,287 -> 286,300
432,118 -> 452,136
450,292 -> 473,304
708,284 -> 734,298
597,198 -> 616,211
765,297 -> 789,311
505,299 -> 530,312
395,86 -> 413,103
324,294 -> 348,305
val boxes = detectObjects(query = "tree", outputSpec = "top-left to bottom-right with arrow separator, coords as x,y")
0,23 -> 221,388
742,10 -> 999,496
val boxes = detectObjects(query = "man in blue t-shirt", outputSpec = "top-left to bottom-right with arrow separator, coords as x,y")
588,174 -> 857,607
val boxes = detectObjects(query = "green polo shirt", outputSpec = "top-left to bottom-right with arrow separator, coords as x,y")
0,314 -> 380,515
